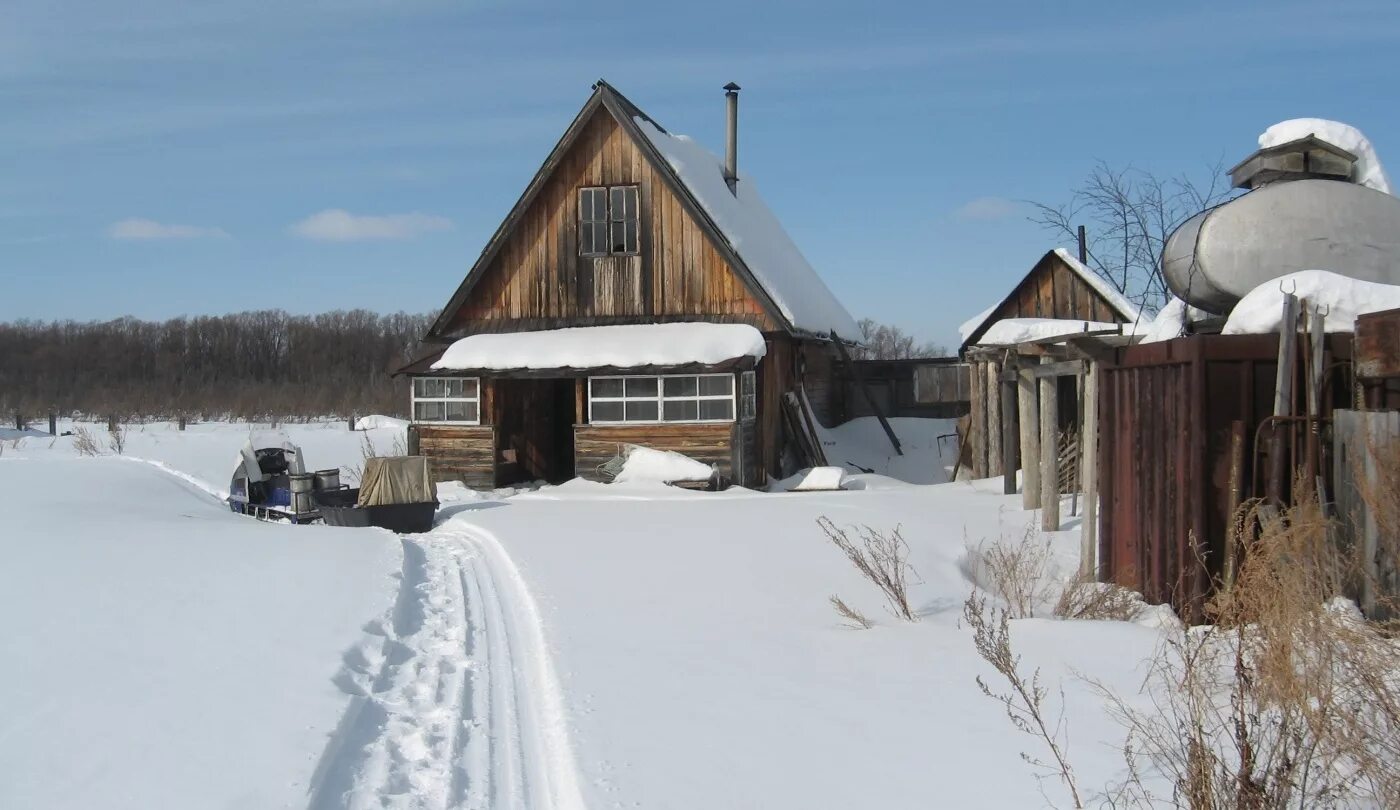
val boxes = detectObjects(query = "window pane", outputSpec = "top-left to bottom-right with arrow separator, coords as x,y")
462,378 -> 479,398
610,187 -> 626,220
579,189 -> 593,220
700,399 -> 734,421
626,401 -> 658,421
591,401 -> 624,422
663,400 -> 698,421
445,400 -> 473,421
624,186 -> 638,217
592,223 -> 608,253
663,376 -> 697,397
625,377 -> 657,397
623,221 -> 638,253
413,378 -> 427,398
611,222 -> 627,254
699,374 -> 734,396
591,378 -> 623,398
444,378 -> 463,398
415,401 -> 445,421
423,378 -> 447,397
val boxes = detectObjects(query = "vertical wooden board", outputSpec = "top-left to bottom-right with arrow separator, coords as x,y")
1039,357 -> 1060,531
986,360 -> 1003,478
969,360 -> 986,478
1018,365 -> 1040,509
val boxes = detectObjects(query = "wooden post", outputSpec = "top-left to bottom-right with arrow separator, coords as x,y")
13,413 -> 21,431
1018,365 -> 1040,509
178,415 -> 187,431
986,358 -> 1003,480
1267,293 -> 1300,503
1077,224 -> 1088,264
1223,420 -> 1247,588
1001,375 -> 1018,496
107,414 -> 117,433
48,413 -> 57,436
1039,358 -> 1060,531
969,359 -> 986,478
1079,361 -> 1100,578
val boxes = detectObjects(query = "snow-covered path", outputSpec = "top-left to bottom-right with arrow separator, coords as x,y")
311,518 -> 586,810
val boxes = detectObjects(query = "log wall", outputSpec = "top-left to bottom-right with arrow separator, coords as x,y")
574,422 -> 733,482
410,424 -> 496,489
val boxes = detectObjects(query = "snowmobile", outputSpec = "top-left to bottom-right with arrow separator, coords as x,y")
226,431 -> 338,524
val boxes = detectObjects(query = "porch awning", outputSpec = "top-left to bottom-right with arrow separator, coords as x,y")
431,322 -> 767,372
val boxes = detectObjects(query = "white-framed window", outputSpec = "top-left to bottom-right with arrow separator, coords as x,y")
739,370 -> 757,421
411,377 -> 480,424
579,185 -> 639,256
588,374 -> 735,424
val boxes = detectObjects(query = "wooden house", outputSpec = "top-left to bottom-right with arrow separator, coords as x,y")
398,80 -> 860,489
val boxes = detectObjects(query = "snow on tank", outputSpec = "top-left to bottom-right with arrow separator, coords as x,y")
1163,119 -> 1400,315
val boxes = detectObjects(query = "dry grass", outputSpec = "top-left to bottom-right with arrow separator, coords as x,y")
819,517 -> 919,622
966,524 -> 1061,619
71,426 -> 102,457
829,595 -> 874,629
1054,577 -> 1145,622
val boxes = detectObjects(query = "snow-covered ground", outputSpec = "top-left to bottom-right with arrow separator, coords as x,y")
0,418 -> 1169,809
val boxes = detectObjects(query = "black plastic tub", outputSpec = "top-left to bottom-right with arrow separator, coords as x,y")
315,488 -> 438,534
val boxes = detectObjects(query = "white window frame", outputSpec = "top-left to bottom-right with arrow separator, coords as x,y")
588,374 -> 736,425
411,376 -> 481,425
578,184 -> 639,257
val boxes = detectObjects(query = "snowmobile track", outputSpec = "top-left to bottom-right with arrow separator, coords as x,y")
308,522 -> 586,810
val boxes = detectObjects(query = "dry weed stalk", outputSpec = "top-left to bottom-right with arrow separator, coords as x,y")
71,426 -> 102,456
1054,577 -> 1144,622
968,524 -> 1060,618
829,595 -> 874,629
964,592 -> 1083,809
818,517 -> 919,621
107,422 -> 126,455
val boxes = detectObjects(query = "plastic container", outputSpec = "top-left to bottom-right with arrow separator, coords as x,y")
315,488 -> 438,534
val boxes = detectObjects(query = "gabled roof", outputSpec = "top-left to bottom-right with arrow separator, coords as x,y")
426,80 -> 859,342
958,248 -> 1143,351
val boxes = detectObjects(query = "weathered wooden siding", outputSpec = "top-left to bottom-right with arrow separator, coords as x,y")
965,252 -> 1128,348
574,422 -> 733,481
801,342 -> 841,427
410,424 -> 496,489
446,109 -> 775,336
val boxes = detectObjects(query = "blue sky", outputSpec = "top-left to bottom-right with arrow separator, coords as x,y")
4,0 -> 1399,348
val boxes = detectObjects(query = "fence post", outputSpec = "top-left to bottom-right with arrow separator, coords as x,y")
107,414 -> 117,433
1018,364 -> 1040,509
13,413 -> 22,431
1040,358 -> 1061,531
1080,361 -> 1100,579
986,358 -> 1003,480
349,413 -> 357,431
178,415 -> 187,431
48,413 -> 57,435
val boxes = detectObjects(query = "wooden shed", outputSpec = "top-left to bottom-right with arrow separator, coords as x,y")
396,80 -> 860,490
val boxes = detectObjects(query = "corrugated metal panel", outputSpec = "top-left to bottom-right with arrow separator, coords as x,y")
1097,333 -> 1353,619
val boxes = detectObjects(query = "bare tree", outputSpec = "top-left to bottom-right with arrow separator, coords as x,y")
855,318 -> 946,360
1030,161 -> 1234,314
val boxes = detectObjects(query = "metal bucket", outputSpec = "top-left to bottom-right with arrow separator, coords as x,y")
289,473 -> 315,494
291,490 -> 316,515
314,468 -> 341,491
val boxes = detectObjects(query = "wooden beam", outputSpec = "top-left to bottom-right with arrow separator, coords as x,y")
1267,293 -> 1300,502
1039,357 -> 1060,531
969,359 -> 986,478
1001,372 -> 1018,495
1079,360 -> 1100,578
1018,365 -> 1040,510
986,359 -> 1003,479
831,330 -> 901,455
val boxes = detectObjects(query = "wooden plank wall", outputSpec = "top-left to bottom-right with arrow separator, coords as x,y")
976,253 -> 1126,342
758,336 -> 795,480
574,423 -> 733,481
447,108 -> 776,336
412,424 -> 497,489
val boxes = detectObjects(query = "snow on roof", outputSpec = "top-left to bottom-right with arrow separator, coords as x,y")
958,303 -> 998,342
1222,269 -> 1400,335
1260,119 -> 1391,195
633,118 -> 860,341
1051,248 -> 1144,323
432,322 -> 767,371
978,318 -> 1129,346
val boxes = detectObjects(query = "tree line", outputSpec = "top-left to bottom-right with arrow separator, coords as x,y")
0,310 -> 435,422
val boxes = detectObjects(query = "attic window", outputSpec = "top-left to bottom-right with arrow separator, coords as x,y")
579,185 -> 638,257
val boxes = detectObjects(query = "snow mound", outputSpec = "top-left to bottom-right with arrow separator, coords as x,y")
979,317 -> 1126,345
354,414 -> 409,431
1260,118 -> 1391,195
769,466 -> 847,492
1222,270 -> 1400,334
435,322 -> 766,370
634,118 -> 860,340
613,446 -> 714,484
1141,296 -> 1213,343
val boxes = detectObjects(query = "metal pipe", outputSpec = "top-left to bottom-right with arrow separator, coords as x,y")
723,82 -> 740,193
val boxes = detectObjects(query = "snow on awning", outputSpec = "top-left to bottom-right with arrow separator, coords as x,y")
978,318 -> 1129,346
431,323 -> 767,372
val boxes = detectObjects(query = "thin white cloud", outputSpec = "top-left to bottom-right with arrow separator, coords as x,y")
106,218 -> 229,240
952,196 -> 1021,222
289,209 -> 454,242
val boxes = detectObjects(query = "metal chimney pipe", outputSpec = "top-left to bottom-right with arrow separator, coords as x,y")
723,82 -> 740,193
